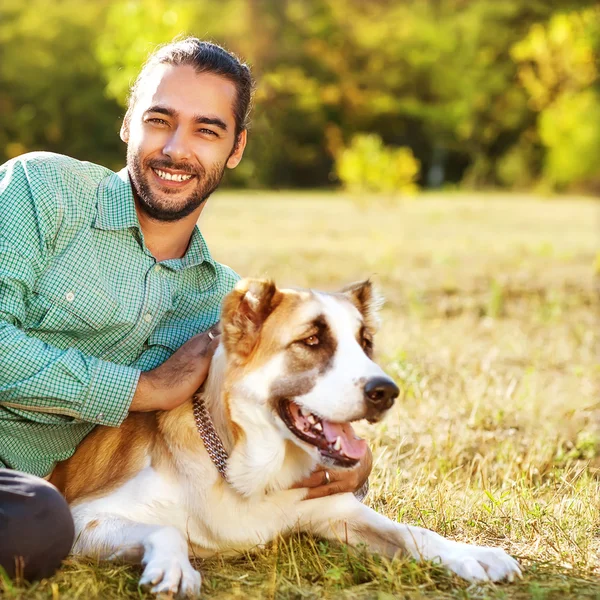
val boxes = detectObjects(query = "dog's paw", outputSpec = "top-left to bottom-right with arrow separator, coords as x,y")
438,542 -> 522,583
139,553 -> 202,597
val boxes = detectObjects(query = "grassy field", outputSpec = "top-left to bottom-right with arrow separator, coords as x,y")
3,192 -> 599,599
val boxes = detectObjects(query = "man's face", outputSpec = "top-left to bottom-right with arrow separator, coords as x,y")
121,64 -> 246,222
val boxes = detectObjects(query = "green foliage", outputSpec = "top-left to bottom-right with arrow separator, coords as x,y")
0,0 -> 124,169
96,1 -> 196,106
539,90 -> 600,189
335,134 -> 420,196
511,7 -> 600,190
0,0 -> 598,190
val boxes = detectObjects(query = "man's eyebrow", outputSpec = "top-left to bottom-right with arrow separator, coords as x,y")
145,105 -> 177,118
194,116 -> 228,132
144,105 -> 228,131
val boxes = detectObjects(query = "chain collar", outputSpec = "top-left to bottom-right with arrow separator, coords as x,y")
192,394 -> 371,500
192,394 -> 229,480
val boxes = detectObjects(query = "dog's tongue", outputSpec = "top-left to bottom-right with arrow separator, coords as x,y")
322,420 -> 367,460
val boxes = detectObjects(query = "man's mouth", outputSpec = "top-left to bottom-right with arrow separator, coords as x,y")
278,399 -> 368,467
151,167 -> 196,185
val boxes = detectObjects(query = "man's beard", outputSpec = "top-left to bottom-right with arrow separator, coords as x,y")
128,149 -> 226,222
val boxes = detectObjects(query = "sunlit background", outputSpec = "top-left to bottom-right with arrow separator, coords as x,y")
1,0 -> 599,193
2,2 -> 600,596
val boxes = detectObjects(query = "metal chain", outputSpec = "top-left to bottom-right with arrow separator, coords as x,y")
192,394 -> 229,480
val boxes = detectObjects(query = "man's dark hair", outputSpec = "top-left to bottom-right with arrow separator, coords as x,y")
125,37 -> 254,141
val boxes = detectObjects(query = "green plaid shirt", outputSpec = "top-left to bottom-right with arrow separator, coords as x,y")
0,152 -> 239,477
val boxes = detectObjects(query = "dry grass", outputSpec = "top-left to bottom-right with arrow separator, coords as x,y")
3,192 -> 599,599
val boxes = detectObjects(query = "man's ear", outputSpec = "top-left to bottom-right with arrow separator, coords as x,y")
226,129 -> 247,169
221,278 -> 282,361
341,279 -> 383,333
120,112 -> 131,143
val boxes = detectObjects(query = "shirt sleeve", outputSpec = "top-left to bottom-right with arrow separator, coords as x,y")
0,156 -> 140,427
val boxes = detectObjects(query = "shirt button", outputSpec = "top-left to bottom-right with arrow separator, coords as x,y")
143,313 -> 153,323
65,291 -> 75,302
96,413 -> 104,421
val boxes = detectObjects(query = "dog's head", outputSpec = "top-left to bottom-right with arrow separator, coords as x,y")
220,278 -> 398,474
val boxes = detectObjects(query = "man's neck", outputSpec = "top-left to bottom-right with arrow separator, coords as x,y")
134,202 -> 206,262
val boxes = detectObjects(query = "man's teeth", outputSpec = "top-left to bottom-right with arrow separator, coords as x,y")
333,436 -> 342,451
154,169 -> 193,182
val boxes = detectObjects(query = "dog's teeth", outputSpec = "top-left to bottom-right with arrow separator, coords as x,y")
333,436 -> 342,451
301,408 -> 311,417
314,422 -> 322,431
307,415 -> 316,424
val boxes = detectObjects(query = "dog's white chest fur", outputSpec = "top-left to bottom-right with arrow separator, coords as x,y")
71,459 -> 308,558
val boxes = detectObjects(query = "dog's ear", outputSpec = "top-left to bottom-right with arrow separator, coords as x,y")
221,278 -> 283,360
341,279 -> 383,332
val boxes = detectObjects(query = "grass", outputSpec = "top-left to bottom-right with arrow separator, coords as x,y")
3,191 -> 599,599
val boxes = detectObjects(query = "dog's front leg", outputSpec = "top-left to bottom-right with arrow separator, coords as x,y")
299,494 -> 521,583
72,512 -> 201,597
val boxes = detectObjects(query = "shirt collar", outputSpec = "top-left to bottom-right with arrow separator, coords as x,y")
94,167 -> 140,231
94,167 -> 216,271
181,226 -> 216,270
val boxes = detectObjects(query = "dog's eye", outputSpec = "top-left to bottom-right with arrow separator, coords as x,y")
302,335 -> 320,346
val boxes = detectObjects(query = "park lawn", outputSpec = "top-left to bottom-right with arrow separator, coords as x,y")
2,192 -> 599,599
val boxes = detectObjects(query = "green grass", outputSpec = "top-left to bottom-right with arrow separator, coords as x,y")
3,192 -> 599,599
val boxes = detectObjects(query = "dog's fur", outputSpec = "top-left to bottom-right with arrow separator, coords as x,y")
50,279 -> 520,595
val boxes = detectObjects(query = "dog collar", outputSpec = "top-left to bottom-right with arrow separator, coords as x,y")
192,394 -> 229,480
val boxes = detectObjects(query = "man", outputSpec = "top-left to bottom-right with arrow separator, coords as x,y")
0,38 -> 371,581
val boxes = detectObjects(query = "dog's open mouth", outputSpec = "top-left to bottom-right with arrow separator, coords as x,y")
278,399 -> 368,467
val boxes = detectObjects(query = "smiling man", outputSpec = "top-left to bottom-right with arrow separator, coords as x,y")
0,38 -> 371,581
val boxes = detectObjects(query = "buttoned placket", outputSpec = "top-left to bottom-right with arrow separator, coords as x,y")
100,261 -> 168,363
139,264 -> 165,328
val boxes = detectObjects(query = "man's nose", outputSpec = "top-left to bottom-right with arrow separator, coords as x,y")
163,129 -> 192,162
364,376 -> 399,412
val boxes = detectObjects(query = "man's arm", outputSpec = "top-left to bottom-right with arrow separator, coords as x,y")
0,224 -> 219,423
0,222 -> 139,425
0,317 -> 140,426
131,326 -> 220,412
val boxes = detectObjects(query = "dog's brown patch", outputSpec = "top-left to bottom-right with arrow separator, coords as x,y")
50,413 -> 158,504
269,312 -> 338,403
221,388 -> 244,443
221,279 -> 283,362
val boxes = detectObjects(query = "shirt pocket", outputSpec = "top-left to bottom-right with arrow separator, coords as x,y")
33,265 -> 118,334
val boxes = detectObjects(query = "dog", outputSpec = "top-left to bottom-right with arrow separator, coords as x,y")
50,278 -> 521,595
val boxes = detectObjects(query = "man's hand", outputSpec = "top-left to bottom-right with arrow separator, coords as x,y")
292,446 -> 372,500
130,323 -> 221,412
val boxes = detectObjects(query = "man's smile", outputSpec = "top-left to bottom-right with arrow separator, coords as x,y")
151,167 -> 196,188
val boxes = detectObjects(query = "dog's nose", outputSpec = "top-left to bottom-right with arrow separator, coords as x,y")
364,377 -> 399,411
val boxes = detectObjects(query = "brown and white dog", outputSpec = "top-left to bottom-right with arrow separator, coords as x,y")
50,279 -> 521,596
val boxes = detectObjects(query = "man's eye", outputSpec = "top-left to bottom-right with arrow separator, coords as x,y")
198,128 -> 218,137
302,335 -> 320,347
147,118 -> 169,126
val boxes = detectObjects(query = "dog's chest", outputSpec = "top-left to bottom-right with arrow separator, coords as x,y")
75,463 -> 305,555
184,485 -> 307,554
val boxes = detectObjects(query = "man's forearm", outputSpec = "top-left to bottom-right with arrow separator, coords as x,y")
130,327 -> 220,412
0,320 -> 139,426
